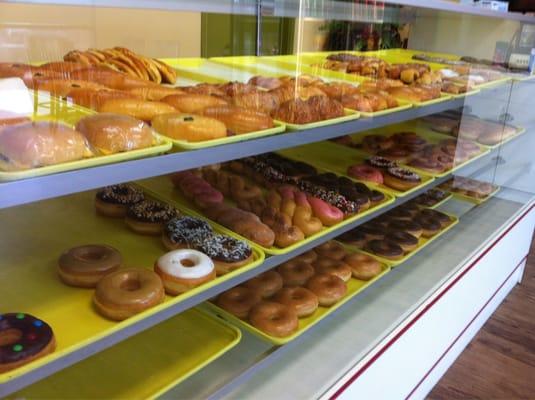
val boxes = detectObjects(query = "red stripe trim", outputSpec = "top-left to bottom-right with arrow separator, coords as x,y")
329,204 -> 535,399
405,255 -> 527,399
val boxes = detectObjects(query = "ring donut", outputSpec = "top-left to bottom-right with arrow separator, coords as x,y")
273,287 -> 319,318
216,287 -> 261,319
249,301 -> 299,338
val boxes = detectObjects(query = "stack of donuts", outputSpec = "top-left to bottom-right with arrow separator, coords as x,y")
338,203 -> 454,261
215,241 -> 382,338
439,176 -> 497,200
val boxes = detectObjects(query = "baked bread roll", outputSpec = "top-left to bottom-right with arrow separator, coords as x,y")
98,98 -> 175,121
127,86 -> 184,101
0,122 -> 89,170
231,91 -> 279,115
32,79 -> 109,96
75,113 -> 153,153
202,105 -> 274,134
151,113 -> 227,142
67,88 -> 141,110
162,94 -> 228,114
70,67 -> 151,90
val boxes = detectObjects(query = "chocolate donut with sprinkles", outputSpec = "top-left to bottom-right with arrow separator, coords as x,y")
195,234 -> 253,275
0,313 -> 56,372
162,216 -> 214,250
125,200 -> 180,236
95,184 -> 145,217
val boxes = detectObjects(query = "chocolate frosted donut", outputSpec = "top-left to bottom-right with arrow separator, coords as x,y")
164,216 -> 214,247
387,219 -> 423,238
366,156 -> 398,169
366,239 -> 404,260
386,208 -> 413,220
385,231 -> 419,252
338,229 -> 367,247
196,234 -> 252,263
386,167 -> 421,183
413,188 -> 449,207
127,200 -> 179,223
96,184 -> 144,205
419,209 -> 451,227
414,215 -> 441,237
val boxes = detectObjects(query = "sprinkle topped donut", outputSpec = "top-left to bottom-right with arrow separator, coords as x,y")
164,216 -> 214,247
96,184 -> 144,205
366,156 -> 398,170
127,200 -> 179,223
195,234 -> 252,263
0,313 -> 56,372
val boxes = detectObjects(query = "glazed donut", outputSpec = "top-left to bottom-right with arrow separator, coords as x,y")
366,239 -> 404,260
125,200 -> 180,235
306,273 -> 347,306
93,268 -> 165,320
0,313 -> 56,373
249,301 -> 299,338
277,260 -> 315,287
154,249 -> 216,295
419,209 -> 452,228
414,215 -> 442,237
273,224 -> 305,248
292,249 -> 318,264
383,167 -> 421,191
314,240 -> 347,260
366,156 -> 398,170
337,229 -> 367,248
216,287 -> 262,319
95,184 -> 145,218
162,216 -> 214,250
58,244 -> 122,288
307,196 -> 344,226
387,219 -> 423,238
347,164 -> 383,184
344,252 -> 382,280
384,231 -> 419,252
273,287 -> 319,318
313,258 -> 352,282
244,271 -> 283,298
195,234 -> 253,275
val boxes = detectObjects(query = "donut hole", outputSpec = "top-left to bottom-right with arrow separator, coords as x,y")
0,329 -> 23,346
180,258 -> 195,267
120,279 -> 141,292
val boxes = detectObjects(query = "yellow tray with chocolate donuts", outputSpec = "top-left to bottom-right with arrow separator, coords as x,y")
138,173 -> 394,256
0,93 -> 173,182
439,177 -> 500,204
278,141 -> 436,198
0,189 -> 263,385
346,121 -> 490,178
11,308 -> 240,399
204,244 -> 390,345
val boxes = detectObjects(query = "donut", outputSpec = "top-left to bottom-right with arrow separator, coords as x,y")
306,273 -> 347,306
314,240 -> 347,260
307,196 -> 344,226
216,287 -> 262,319
408,157 -> 444,174
387,219 -> 423,238
292,205 -> 323,237
244,271 -> 283,298
162,216 -> 214,250
384,231 -> 419,252
344,252 -> 382,280
0,313 -> 56,373
195,234 -> 253,275
273,287 -> 319,318
366,156 -> 398,170
58,244 -> 122,288
399,202 -> 421,217
385,207 -> 413,221
228,175 -> 262,201
357,224 -> 386,241
277,260 -> 315,287
366,239 -> 404,260
419,209 -> 452,228
93,268 -> 165,320
249,301 -> 299,338
337,229 -> 367,248
154,249 -> 216,295
377,147 -> 411,163
414,215 -> 442,237
347,164 -> 383,184
95,184 -> 144,217
383,167 -> 421,191
125,200 -> 180,235
313,258 -> 352,282
292,249 -> 318,264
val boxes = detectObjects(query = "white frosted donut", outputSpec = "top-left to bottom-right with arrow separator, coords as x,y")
157,249 -> 214,279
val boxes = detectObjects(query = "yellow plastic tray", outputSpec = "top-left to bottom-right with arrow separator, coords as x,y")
359,100 -> 413,118
0,190 -> 263,385
348,121 -> 490,178
204,246 -> 390,345
346,212 -> 459,266
138,175 -> 394,256
278,141 -> 435,198
448,88 -> 481,99
439,180 -> 501,205
481,126 -> 526,149
10,309 -> 240,400
0,93 -> 173,182
277,108 -> 360,131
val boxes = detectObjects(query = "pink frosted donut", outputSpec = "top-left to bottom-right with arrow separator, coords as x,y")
347,164 -> 383,184
308,196 -> 344,226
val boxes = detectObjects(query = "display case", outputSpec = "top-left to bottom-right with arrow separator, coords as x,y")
0,1 -> 534,398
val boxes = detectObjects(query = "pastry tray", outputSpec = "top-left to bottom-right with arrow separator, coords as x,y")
439,180 -> 501,205
0,190 -> 263,385
344,212 -> 459,267
204,245 -> 390,345
278,141 -> 436,198
347,121 -> 491,178
0,93 -> 172,182
10,309 -> 240,400
138,175 -> 394,256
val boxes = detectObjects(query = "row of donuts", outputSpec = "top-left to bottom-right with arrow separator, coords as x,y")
215,241 -> 383,338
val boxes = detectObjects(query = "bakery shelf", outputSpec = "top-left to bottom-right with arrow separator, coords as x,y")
0,96 -> 467,210
165,189 -> 535,400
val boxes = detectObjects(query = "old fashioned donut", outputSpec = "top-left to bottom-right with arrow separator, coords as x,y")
244,271 -> 283,298
58,244 -> 122,287
306,273 -> 347,306
195,234 -> 253,275
347,164 -> 383,184
366,239 -> 404,260
313,258 -> 352,282
314,240 -> 346,260
93,268 -> 165,320
95,184 -> 145,218
277,260 -> 315,287
125,200 -> 180,235
154,249 -> 216,295
385,231 -> 419,252
216,287 -> 262,319
344,252 -> 382,280
0,313 -> 56,373
273,287 -> 319,318
249,301 -> 299,338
